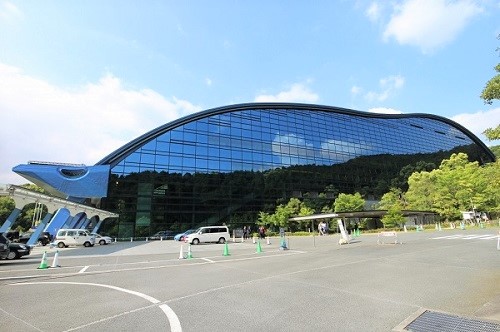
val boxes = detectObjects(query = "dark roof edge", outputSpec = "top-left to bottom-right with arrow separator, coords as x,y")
95,102 -> 495,167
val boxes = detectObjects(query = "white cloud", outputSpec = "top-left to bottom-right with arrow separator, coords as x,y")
383,0 -> 483,53
364,75 -> 405,102
0,63 -> 201,185
451,107 -> 500,146
0,1 -> 23,22
367,107 -> 403,114
365,2 -> 381,22
351,85 -> 362,96
272,133 -> 313,166
205,78 -> 212,86
254,83 -> 319,103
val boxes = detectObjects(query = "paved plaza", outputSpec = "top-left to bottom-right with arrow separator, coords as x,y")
0,228 -> 499,331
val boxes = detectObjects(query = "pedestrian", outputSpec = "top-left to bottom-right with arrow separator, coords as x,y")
258,225 -> 266,239
318,222 -> 324,235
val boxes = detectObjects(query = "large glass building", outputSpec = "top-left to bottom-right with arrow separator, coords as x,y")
93,103 -> 494,237
13,103 -> 495,238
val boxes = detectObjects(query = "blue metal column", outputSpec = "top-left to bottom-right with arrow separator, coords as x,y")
72,214 -> 86,228
67,216 -> 79,228
92,219 -> 103,234
63,216 -> 75,228
80,218 -> 91,229
0,208 -> 22,233
67,213 -> 85,228
26,213 -> 54,247
45,209 -> 70,235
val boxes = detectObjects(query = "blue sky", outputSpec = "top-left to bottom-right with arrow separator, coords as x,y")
0,0 -> 499,184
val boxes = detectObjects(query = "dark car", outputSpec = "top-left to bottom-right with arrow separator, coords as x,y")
18,232 -> 52,246
0,233 -> 9,260
5,231 -> 20,242
149,230 -> 175,240
5,242 -> 31,260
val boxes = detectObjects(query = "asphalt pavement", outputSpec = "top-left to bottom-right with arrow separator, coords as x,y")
0,227 -> 499,332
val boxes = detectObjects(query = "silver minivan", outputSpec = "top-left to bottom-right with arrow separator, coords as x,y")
53,229 -> 95,248
185,226 -> 230,245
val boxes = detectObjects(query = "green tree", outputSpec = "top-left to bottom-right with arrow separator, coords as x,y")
483,125 -> 500,141
480,34 -> 500,105
480,35 -> 500,141
378,188 -> 405,210
490,145 -> 500,158
334,193 -> 365,212
21,183 -> 45,193
481,64 -> 500,104
378,188 -> 406,229
390,161 -> 436,191
258,197 -> 317,231
381,205 -> 404,229
406,171 -> 436,211
434,153 -> 483,220
0,197 -> 15,223
258,211 -> 272,226
406,153 -> 490,221
478,159 -> 500,215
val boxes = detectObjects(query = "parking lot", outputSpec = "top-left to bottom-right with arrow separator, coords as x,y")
1,228 -> 499,332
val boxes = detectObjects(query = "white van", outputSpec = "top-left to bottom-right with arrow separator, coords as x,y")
53,229 -> 95,248
185,226 -> 230,245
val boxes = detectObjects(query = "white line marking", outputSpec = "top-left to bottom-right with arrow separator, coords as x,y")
11,281 -> 182,332
78,266 -> 89,273
431,235 -> 462,240
462,235 -> 488,239
479,235 -> 499,240
0,250 -> 305,281
430,234 -> 498,241
200,258 -> 214,263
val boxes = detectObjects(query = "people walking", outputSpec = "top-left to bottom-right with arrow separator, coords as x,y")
258,226 -> 266,239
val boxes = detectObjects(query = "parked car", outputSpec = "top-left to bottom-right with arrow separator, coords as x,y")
184,226 -> 230,245
92,233 -> 113,245
52,229 -> 95,248
149,230 -> 175,240
18,232 -> 52,246
174,229 -> 196,241
5,243 -> 31,260
0,233 -> 9,260
5,231 -> 20,242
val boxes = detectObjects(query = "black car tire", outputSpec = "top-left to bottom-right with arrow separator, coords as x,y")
99,240 -> 106,245
6,251 -> 17,260
192,238 -> 200,245
84,242 -> 91,247
218,237 -> 226,244
57,242 -> 65,248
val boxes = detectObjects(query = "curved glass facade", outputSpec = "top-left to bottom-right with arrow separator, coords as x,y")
99,103 -> 494,238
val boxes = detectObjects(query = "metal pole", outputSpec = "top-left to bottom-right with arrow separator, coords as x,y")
312,220 -> 315,247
